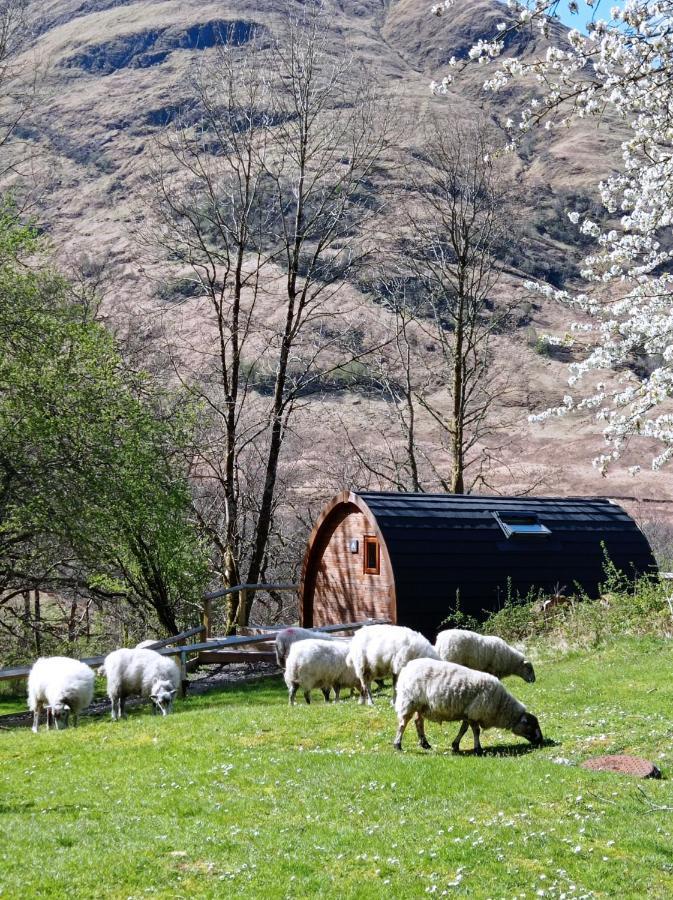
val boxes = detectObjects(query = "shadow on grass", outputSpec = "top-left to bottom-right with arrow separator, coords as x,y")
400,738 -> 559,757
0,800 -> 35,814
478,737 -> 560,757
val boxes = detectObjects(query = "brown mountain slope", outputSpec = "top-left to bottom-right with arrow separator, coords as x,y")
14,0 -> 673,516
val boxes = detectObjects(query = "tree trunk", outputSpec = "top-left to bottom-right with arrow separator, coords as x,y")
451,283 -> 466,495
34,589 -> 41,655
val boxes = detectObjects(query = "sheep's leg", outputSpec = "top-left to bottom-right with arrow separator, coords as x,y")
414,712 -> 431,750
360,667 -> 374,706
46,707 -> 54,730
303,690 -> 311,705
471,723 -> 483,755
120,696 -> 127,719
391,673 -> 398,706
451,719 -> 470,752
321,687 -> 331,703
393,709 -> 413,750
357,678 -> 371,705
288,683 -> 298,706
32,705 -> 41,733
334,685 -> 341,702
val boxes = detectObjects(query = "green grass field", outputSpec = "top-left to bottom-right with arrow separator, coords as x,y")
1,637 -> 673,898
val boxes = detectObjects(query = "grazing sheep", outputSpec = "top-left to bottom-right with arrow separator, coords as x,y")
435,629 -> 535,683
393,658 -> 543,753
284,639 -> 360,705
27,656 -> 95,733
347,624 -> 439,706
274,626 -> 350,668
102,648 -> 180,720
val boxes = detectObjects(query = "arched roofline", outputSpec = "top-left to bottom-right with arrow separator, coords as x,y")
299,490 -> 396,626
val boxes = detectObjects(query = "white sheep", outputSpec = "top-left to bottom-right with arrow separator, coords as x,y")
102,648 -> 180,719
27,656 -> 95,733
435,629 -> 535,683
274,626 -> 350,668
284,639 -> 360,705
393,658 -> 543,753
346,624 -> 439,706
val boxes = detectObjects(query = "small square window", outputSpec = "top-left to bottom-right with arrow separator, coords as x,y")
363,535 -> 380,574
493,511 -> 551,538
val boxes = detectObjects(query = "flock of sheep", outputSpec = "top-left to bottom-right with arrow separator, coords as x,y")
27,642 -> 180,732
26,623 -> 543,753
278,623 -> 543,752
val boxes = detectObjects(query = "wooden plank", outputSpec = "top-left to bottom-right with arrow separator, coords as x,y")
196,650 -> 277,665
137,626 -> 205,650
204,583 -> 298,601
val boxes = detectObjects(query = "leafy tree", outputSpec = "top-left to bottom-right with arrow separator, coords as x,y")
0,206 -> 208,637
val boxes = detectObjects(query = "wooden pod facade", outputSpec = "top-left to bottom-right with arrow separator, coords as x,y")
299,491 -> 658,639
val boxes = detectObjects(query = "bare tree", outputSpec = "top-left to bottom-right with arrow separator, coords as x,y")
350,122 -> 523,494
144,8 -> 391,629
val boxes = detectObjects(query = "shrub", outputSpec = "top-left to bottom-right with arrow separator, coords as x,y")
477,575 -> 673,651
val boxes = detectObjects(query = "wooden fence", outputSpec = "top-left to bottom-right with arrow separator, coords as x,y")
0,575 -> 390,694
201,583 -> 298,638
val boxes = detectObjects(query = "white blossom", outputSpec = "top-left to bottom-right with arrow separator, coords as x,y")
435,0 -> 673,473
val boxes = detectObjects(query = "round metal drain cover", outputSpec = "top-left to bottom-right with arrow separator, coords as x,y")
581,754 -> 661,779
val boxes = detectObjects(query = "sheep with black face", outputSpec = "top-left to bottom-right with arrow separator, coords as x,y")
393,658 -> 543,754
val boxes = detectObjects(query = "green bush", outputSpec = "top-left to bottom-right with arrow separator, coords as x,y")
476,575 -> 671,651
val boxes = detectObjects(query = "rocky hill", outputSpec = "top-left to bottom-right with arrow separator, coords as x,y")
14,0 -> 673,520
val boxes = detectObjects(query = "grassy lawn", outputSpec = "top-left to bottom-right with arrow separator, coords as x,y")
0,691 -> 25,716
1,637 -> 673,898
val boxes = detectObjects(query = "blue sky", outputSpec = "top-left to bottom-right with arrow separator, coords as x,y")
555,0 -> 623,33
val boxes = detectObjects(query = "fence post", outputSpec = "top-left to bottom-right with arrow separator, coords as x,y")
179,650 -> 188,699
202,597 -> 212,640
235,588 -> 248,629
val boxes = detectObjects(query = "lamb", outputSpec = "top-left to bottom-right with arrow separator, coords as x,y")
274,626 -> 350,668
393,658 -> 543,753
102,648 -> 180,719
27,656 -> 95,733
435,629 -> 535,683
346,624 -> 439,705
284,639 -> 360,705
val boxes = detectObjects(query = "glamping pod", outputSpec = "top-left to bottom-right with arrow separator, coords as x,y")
299,491 -> 657,638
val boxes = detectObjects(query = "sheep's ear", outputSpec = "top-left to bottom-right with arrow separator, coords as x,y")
169,689 -> 177,697
150,693 -> 158,702
63,704 -> 71,711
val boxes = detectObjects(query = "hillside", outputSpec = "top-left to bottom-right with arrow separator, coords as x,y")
13,0 -> 673,514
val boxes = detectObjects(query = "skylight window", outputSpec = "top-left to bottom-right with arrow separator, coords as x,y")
493,512 -> 551,539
